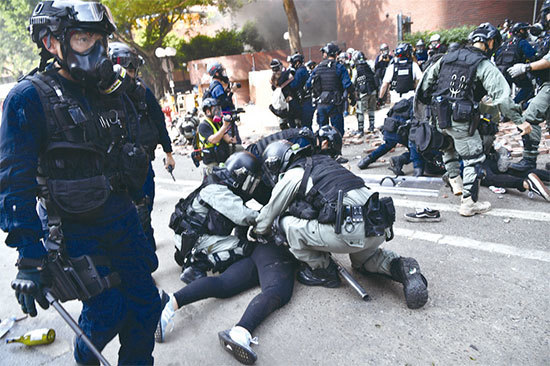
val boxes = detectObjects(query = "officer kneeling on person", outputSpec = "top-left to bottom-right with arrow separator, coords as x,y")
254,140 -> 429,309
171,152 -> 260,284
1,1 -> 161,364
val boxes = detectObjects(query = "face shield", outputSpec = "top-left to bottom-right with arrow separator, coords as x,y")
52,0 -> 117,33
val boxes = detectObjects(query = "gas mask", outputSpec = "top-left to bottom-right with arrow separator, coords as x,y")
63,35 -> 129,94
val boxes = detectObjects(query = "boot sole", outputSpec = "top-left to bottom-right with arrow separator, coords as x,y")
527,173 -> 550,202
399,258 -> 428,309
218,330 -> 257,365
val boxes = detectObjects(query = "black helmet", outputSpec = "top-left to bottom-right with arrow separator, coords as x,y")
351,50 -> 365,63
262,140 -> 301,186
109,42 -> 144,70
469,23 -> 502,53
288,53 -> 304,68
305,60 -> 317,71
29,1 -> 116,46
395,43 -> 412,58
224,151 -> 262,197
201,97 -> 218,112
206,61 -> 224,77
511,22 -> 530,37
321,42 -> 340,57
416,39 -> 425,47
447,42 -> 461,53
270,58 -> 283,72
315,125 -> 342,158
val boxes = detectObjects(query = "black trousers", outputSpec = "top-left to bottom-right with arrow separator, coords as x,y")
481,159 -> 550,190
173,243 -> 296,333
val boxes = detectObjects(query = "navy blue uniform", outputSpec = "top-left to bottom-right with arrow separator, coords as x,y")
289,65 -> 314,128
0,75 -> 161,364
307,60 -> 352,135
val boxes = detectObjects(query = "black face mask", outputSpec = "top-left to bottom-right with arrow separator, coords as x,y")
64,39 -> 115,88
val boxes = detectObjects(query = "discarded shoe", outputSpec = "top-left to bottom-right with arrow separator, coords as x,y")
218,326 -> 258,365
404,208 -> 441,222
390,257 -> 428,309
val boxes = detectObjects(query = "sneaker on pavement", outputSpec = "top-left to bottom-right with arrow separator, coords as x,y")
155,290 -> 176,343
524,173 -> 550,201
404,208 -> 441,222
459,196 -> 491,217
218,326 -> 258,365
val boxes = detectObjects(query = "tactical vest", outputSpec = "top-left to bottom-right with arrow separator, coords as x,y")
494,37 -> 521,70
169,171 -> 238,238
355,61 -> 377,95
286,155 -> 365,223
432,47 -> 488,103
392,59 -> 414,94
197,118 -> 229,164
127,78 -> 159,156
316,60 -> 342,92
534,35 -> 550,83
247,128 -> 315,159
28,69 -> 148,219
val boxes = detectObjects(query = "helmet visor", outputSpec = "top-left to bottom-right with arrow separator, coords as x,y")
113,55 -> 143,69
53,1 -> 116,31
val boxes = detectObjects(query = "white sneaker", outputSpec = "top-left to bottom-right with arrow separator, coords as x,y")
459,196 -> 491,217
218,326 -> 258,365
155,290 -> 176,343
449,175 -> 463,196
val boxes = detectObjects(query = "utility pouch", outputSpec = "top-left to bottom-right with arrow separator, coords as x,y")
120,142 -> 149,192
47,175 -> 110,219
467,107 -> 481,137
452,100 -> 475,123
363,193 -> 395,238
433,97 -> 452,129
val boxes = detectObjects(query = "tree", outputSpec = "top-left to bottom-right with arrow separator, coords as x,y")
0,0 -> 40,81
282,0 -> 302,54
104,0 -> 240,97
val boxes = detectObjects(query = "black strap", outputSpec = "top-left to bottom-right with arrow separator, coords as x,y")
297,156 -> 313,198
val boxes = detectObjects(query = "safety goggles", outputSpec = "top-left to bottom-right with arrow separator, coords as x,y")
113,55 -> 144,69
52,1 -> 116,31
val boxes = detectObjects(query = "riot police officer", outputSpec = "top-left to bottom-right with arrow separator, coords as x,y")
378,43 -> 422,100
415,39 -> 428,66
307,42 -> 355,136
110,42 -> 175,253
374,43 -> 393,99
255,140 -> 429,309
288,53 -> 314,129
351,50 -> 378,135
170,152 -> 261,284
416,23 -> 530,216
0,1 -> 160,364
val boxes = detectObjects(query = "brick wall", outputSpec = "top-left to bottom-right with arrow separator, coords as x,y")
338,0 -> 536,59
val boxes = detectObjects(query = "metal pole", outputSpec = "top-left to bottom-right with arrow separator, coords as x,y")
534,0 -> 539,24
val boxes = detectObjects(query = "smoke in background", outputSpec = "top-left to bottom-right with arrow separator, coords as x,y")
231,0 -> 337,51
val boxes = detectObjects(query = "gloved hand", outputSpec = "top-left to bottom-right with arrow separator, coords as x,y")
14,268 -> 49,317
377,98 -> 384,107
507,63 -> 528,78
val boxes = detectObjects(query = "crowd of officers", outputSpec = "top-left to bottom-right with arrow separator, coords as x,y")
0,0 -> 549,365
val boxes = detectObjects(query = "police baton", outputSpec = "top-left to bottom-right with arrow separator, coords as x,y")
11,279 -> 112,366
331,258 -> 371,301
163,158 -> 176,181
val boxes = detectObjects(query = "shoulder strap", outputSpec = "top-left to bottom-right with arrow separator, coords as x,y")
296,156 -> 313,198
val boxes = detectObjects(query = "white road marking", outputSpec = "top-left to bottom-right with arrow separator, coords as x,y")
395,228 -> 550,263
155,184 -> 550,262
156,178 -> 550,223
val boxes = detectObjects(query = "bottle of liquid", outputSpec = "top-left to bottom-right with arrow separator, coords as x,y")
6,328 -> 55,346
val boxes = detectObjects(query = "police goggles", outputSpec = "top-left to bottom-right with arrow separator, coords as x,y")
113,55 -> 144,69
52,1 -> 116,31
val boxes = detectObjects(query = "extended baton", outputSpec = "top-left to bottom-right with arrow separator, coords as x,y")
331,258 -> 371,301
11,279 -> 112,366
163,158 -> 176,181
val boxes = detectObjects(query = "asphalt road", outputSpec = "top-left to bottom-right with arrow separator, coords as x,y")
1,125 -> 549,365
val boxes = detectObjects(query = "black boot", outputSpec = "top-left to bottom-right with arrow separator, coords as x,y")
389,155 -> 406,175
390,257 -> 428,309
297,261 -> 341,288
180,266 -> 207,284
358,155 -> 374,170
509,157 -> 536,172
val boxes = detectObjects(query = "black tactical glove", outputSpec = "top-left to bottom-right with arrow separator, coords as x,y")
377,98 -> 384,107
349,93 -> 357,107
13,267 -> 50,317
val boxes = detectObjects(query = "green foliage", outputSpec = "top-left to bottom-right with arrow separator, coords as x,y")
404,25 -> 477,47
0,0 -> 41,80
